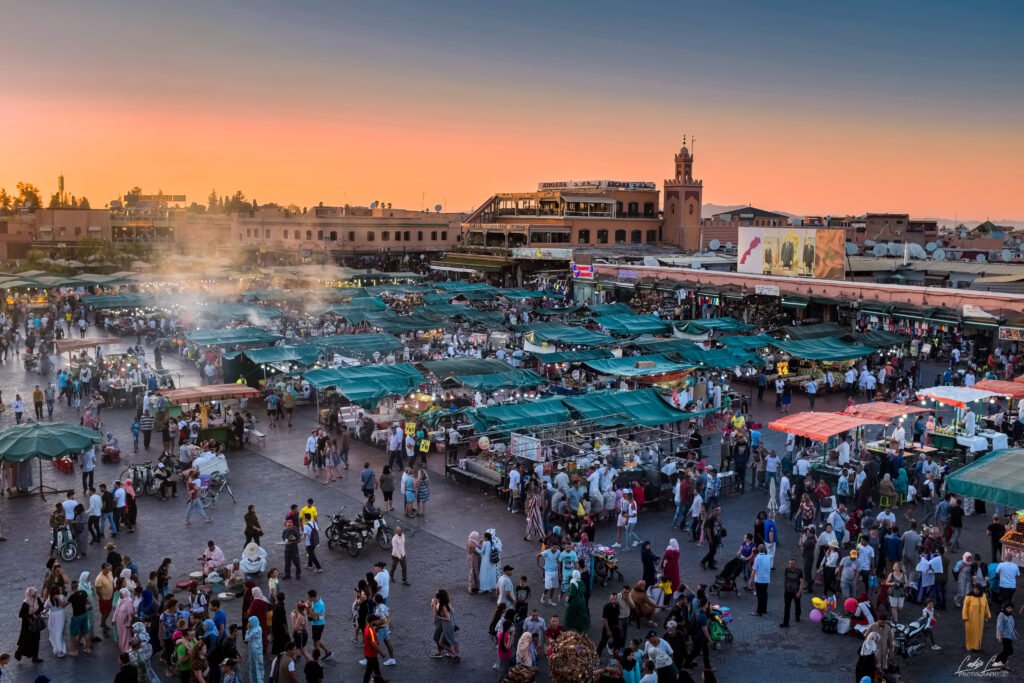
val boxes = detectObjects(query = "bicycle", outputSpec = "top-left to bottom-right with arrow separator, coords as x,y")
199,471 -> 236,509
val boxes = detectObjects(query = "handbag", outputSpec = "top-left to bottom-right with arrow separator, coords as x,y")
29,613 -> 46,633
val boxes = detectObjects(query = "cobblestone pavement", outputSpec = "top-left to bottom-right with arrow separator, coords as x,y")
0,343 -> 1010,682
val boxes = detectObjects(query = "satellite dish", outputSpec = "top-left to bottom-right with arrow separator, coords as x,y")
708,239 -> 721,251
887,243 -> 902,257
845,243 -> 859,256
434,204 -> 442,212
976,253 -> 987,262
933,248 -> 946,261
643,256 -> 660,267
864,240 -> 877,247
872,244 -> 888,257
725,242 -> 734,249
1002,249 -> 1013,262
959,230 -> 968,239
370,201 -> 379,208
908,244 -> 927,259
925,242 -> 937,252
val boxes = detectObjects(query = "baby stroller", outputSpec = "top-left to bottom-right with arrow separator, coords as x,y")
592,544 -> 625,587
709,557 -> 745,598
708,605 -> 734,647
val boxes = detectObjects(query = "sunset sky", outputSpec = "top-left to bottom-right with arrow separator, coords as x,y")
2,0 -> 1021,219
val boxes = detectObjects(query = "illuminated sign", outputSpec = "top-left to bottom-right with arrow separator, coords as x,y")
511,247 -> 573,260
571,262 -> 594,280
537,180 -> 656,191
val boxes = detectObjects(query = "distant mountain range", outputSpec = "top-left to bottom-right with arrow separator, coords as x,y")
702,203 -> 1024,231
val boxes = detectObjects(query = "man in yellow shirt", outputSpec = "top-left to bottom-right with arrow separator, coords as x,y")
731,412 -> 746,431
300,497 -> 318,523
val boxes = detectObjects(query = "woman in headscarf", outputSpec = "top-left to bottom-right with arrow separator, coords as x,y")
516,630 -> 536,667
270,593 -> 290,656
878,473 -> 896,508
639,541 -> 659,588
239,542 -> 267,575
77,570 -> 99,642
202,617 -> 219,682
524,484 -> 545,542
113,587 -> 135,652
123,478 -> 139,532
962,583 -> 991,652
246,586 -> 270,649
16,586 -> 45,662
244,615 -> 264,683
563,570 -> 590,633
476,530 -> 499,593
955,551 -> 975,608
129,621 -> 160,683
240,579 -> 256,626
575,532 -> 594,587
465,531 -> 482,594
893,468 -> 909,505
46,585 -> 68,657
661,539 -> 681,592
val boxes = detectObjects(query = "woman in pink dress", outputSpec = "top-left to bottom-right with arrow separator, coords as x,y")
113,588 -> 135,652
661,538 -> 681,592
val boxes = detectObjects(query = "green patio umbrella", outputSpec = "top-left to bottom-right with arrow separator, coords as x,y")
0,421 -> 102,462
0,422 -> 102,500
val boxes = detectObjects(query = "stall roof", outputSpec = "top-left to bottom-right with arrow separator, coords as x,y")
583,353 -> 695,378
186,327 -> 283,346
469,396 -> 571,432
669,345 -> 763,369
307,333 -> 405,360
972,379 -> 1024,399
434,281 -> 500,294
532,348 -> 614,364
770,338 -> 874,362
916,385 -> 1000,408
945,448 -> 1024,509
415,304 -> 505,326
586,302 -> 634,317
847,330 -> 910,348
531,305 -> 582,317
198,303 -> 283,321
421,358 -> 515,377
719,334 -> 776,351
55,337 -> 123,354
304,364 -> 424,408
843,402 -> 932,421
782,323 -> 848,340
523,323 -> 615,347
769,412 -> 887,441
456,369 -> 546,391
563,389 -> 705,427
361,311 -> 445,334
81,293 -> 159,310
498,288 -> 548,300
224,345 -> 321,368
674,318 -> 751,335
160,384 -> 261,405
596,314 -> 673,335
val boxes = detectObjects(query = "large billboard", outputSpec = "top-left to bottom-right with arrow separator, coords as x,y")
737,227 -> 845,280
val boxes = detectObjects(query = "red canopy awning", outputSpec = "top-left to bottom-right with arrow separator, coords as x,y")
843,401 -> 932,421
975,379 -> 1024,399
160,384 -> 260,405
55,337 -> 123,354
769,411 -> 887,442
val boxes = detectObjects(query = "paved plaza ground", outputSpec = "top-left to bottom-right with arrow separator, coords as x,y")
0,341 -> 1014,682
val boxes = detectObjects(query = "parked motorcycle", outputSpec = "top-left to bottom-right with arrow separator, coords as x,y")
23,353 -> 37,372
893,615 -> 929,658
325,507 -> 364,557
120,461 -> 160,496
353,507 -> 393,549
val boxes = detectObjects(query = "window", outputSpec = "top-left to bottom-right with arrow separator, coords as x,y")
418,231 -> 423,241
616,202 -> 623,216
348,231 -> 355,242
246,228 -> 251,237
382,231 -> 390,241
630,230 -> 642,244
646,229 -> 657,243
615,229 -> 626,243
75,226 -> 82,236
628,202 -> 639,216
404,231 -> 411,241
366,231 -> 374,242
441,231 -> 447,240
689,204 -> 694,215
395,231 -> 402,242
597,229 -> 608,244
578,229 -> 590,244
317,230 -> 323,240
643,202 -> 655,217
264,229 -> 270,238
329,231 -> 337,241
431,231 -> 437,241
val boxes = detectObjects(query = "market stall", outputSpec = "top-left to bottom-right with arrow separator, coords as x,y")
916,385 -> 1002,455
769,411 -> 887,483
944,448 -> 1024,565
160,384 -> 261,448
843,401 -> 933,455
973,379 -> 1024,432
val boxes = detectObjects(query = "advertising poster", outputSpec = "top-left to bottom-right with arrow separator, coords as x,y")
814,228 -> 845,280
737,227 -> 844,280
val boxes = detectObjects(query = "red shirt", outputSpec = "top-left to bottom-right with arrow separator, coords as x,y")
363,625 -> 378,658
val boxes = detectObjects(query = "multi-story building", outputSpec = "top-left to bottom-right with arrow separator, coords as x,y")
698,205 -> 790,251
232,205 -> 464,256
110,193 -> 185,242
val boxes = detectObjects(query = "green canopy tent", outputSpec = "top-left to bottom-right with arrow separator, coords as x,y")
456,369 -> 546,391
629,338 -> 762,369
769,338 -> 874,362
583,354 -> 695,378
675,318 -> 752,335
221,344 -> 322,385
586,303 -> 635,317
362,284 -> 431,296
197,303 -> 283,322
532,348 -> 614,364
468,396 -> 572,432
421,358 -> 515,377
781,323 -> 848,340
846,330 -> 910,348
364,312 -> 445,334
595,314 -> 673,335
414,304 -> 505,326
530,305 -> 582,317
497,288 -> 548,300
304,364 -> 424,409
0,422 -> 103,499
945,448 -> 1024,509
307,333 -> 405,361
434,282 -> 499,295
719,334 -> 776,351
563,389 -> 711,426
186,327 -> 283,347
522,323 -> 615,348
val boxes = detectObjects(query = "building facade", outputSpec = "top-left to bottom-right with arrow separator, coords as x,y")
662,139 -> 703,250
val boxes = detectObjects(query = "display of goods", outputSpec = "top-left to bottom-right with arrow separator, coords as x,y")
549,631 -> 598,683
502,664 -> 537,683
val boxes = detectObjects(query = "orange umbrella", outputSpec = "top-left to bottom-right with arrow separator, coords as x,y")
843,401 -> 931,421
768,411 -> 887,442
977,379 -> 1024,398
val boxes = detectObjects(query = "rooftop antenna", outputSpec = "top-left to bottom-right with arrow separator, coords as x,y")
691,135 -> 696,154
